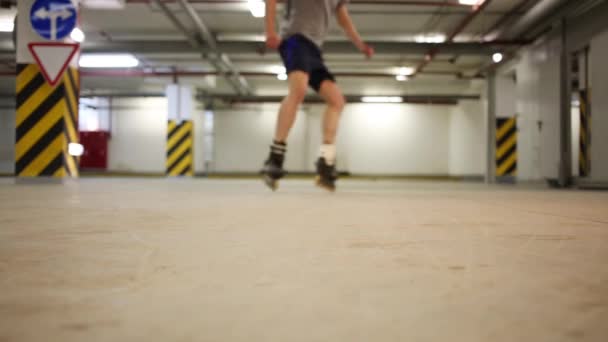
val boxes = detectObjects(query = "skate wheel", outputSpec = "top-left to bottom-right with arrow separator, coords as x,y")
264,175 -> 279,191
315,176 -> 335,192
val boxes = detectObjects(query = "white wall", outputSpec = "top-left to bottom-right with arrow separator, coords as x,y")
506,38 -> 563,182
106,96 -> 204,174
2,96 -> 485,178
449,100 -> 484,176
192,109 -> 206,174
80,97 -> 111,132
537,35 -> 563,180
589,28 -> 608,182
0,102 -> 15,174
212,104 -> 309,173
496,75 -> 516,118
211,102 -> 484,176
514,50 -> 543,181
504,2 -> 608,183
108,97 -> 168,173
337,103 -> 450,175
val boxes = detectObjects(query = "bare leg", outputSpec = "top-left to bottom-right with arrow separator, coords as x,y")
262,71 -> 309,190
274,71 -> 309,142
314,80 -> 345,191
318,80 -> 346,145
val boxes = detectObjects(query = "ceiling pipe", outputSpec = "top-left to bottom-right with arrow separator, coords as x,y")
71,93 -> 478,106
73,69 -> 477,79
150,0 -> 249,95
176,0 -> 251,94
482,0 -> 536,40
125,0 -> 470,7
414,0 -> 494,75
149,0 -> 199,48
197,93 -> 481,105
488,0 -> 569,40
72,40 -> 526,56
175,0 -> 217,50
466,0 -> 536,80
474,0 -> 599,77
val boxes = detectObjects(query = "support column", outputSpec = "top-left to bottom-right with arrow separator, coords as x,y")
166,84 -> 194,177
15,0 -> 81,178
495,117 -> 518,181
558,18 -> 572,187
485,71 -> 497,184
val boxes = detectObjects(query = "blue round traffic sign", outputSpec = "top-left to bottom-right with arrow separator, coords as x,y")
30,0 -> 77,41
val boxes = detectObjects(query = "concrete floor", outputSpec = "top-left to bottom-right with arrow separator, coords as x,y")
0,178 -> 607,342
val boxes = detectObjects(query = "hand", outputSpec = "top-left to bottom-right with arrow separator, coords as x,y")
361,43 -> 374,59
266,33 -> 281,50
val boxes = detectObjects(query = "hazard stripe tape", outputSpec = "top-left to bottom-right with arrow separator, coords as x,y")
496,117 -> 515,143
15,63 -> 79,177
17,64 -> 42,94
167,120 -> 179,141
496,117 -> 517,177
63,67 -> 80,177
15,100 -> 64,162
166,120 -> 194,176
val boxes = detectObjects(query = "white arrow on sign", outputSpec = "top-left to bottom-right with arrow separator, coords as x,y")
34,6 -> 74,40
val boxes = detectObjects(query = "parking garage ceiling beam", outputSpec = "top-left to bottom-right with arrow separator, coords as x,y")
196,93 -> 481,106
175,0 -> 251,94
74,40 -> 525,56
414,0 -> 494,75
127,0 -> 471,7
150,0 -> 250,95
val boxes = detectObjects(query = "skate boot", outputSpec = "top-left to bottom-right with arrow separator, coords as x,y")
315,157 -> 338,192
261,141 -> 287,191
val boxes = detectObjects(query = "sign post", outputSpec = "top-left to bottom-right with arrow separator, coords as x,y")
15,0 -> 81,179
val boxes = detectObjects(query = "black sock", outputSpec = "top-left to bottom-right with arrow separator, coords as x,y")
270,140 -> 286,155
269,140 -> 286,165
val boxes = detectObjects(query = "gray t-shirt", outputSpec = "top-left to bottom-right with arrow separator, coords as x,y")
280,0 -> 349,47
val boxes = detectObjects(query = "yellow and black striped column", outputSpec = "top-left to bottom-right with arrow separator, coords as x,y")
579,90 -> 590,177
15,64 -> 79,178
166,120 -> 194,177
496,117 -> 517,178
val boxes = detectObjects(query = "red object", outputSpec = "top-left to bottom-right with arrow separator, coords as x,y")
79,131 -> 109,170
28,42 -> 80,87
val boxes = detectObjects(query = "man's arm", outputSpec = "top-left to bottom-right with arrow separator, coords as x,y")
265,0 -> 281,49
336,5 -> 374,58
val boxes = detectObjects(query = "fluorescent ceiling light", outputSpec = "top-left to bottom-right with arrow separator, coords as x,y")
70,28 -> 85,43
79,54 -> 139,68
396,75 -> 409,82
270,65 -> 286,74
0,20 -> 13,32
68,143 -> 84,157
415,34 -> 446,44
277,73 -> 288,81
459,0 -> 481,5
0,9 -> 16,33
248,0 -> 265,18
492,53 -> 504,63
361,96 -> 403,103
397,67 -> 415,76
82,0 -> 126,9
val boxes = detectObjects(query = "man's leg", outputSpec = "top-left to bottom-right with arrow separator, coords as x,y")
318,80 -> 345,164
261,70 -> 309,190
274,71 -> 309,142
314,80 -> 345,191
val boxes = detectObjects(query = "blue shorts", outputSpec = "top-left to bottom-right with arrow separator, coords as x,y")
279,34 -> 336,92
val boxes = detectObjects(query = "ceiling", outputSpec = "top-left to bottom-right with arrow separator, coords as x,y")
0,0 -> 571,100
